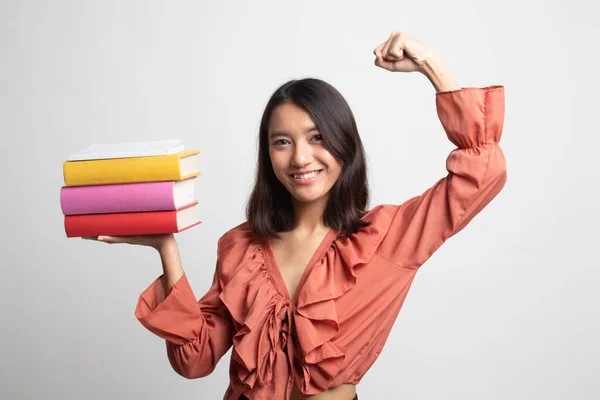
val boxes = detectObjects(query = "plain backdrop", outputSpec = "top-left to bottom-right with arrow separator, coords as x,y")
2,0 -> 599,399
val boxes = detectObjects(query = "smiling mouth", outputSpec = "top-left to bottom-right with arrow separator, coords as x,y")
291,169 -> 323,180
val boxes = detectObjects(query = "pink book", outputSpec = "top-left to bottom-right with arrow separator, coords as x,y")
60,177 -> 196,215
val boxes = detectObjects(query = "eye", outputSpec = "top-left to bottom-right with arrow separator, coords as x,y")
311,134 -> 323,142
273,139 -> 290,146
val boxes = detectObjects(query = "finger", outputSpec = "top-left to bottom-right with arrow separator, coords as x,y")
381,32 -> 396,60
374,57 -> 396,71
97,235 -> 122,244
373,42 -> 385,56
373,42 -> 385,65
387,33 -> 405,61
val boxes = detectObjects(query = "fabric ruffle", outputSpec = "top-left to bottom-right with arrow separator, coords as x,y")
218,227 -> 295,399
293,204 -> 397,394
216,206 -> 400,397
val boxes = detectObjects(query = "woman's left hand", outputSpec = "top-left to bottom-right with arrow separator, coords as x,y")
373,32 -> 433,73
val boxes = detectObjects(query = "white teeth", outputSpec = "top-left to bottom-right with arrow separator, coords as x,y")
294,170 -> 321,180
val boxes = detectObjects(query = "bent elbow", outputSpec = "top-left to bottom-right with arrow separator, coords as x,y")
166,341 -> 217,379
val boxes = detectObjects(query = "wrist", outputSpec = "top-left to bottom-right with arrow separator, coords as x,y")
155,234 -> 176,254
420,52 -> 461,93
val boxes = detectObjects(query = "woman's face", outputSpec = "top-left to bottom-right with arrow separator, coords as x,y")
268,102 -> 343,205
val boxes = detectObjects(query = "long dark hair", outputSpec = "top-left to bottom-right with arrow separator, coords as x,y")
246,78 -> 370,239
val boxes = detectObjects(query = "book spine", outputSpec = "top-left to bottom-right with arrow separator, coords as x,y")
64,210 -> 179,237
63,153 -> 189,186
60,182 -> 175,215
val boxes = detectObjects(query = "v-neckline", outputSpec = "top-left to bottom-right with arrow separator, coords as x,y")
263,228 -> 338,305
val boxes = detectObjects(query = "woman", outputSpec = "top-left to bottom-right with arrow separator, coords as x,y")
85,32 -> 507,400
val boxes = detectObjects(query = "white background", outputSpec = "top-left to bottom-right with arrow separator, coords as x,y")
2,0 -> 599,399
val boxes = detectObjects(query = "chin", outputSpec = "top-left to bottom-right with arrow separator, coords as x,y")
289,189 -> 329,204
293,196 -> 321,204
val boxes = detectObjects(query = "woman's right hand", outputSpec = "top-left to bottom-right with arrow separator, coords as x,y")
82,233 -> 174,252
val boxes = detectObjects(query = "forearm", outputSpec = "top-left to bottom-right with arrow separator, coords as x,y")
156,235 -> 185,296
135,240 -> 235,376
421,52 -> 461,93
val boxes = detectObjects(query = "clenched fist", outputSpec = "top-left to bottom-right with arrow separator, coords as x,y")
373,32 -> 433,73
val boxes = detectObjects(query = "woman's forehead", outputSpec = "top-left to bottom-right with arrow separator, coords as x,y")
268,103 -> 317,133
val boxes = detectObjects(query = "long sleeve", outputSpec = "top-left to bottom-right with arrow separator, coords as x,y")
134,256 -> 235,378
376,85 -> 507,268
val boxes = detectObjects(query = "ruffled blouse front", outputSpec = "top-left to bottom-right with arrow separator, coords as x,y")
134,85 -> 507,400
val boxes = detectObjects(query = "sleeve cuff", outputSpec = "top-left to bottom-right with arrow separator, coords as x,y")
134,273 -> 204,344
435,85 -> 505,148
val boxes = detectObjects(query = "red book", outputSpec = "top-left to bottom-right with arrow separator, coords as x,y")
64,202 -> 200,238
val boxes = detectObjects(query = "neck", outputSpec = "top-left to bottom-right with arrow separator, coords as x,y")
291,195 -> 329,234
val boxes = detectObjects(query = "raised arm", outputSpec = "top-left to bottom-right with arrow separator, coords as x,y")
372,32 -> 507,268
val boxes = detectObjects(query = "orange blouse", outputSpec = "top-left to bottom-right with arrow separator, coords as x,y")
135,85 -> 507,400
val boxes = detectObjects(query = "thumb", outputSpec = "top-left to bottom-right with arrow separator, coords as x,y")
374,55 -> 395,71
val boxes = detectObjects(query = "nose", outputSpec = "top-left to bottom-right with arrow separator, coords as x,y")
292,141 -> 313,167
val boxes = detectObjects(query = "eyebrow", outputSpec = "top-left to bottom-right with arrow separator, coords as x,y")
269,126 -> 319,139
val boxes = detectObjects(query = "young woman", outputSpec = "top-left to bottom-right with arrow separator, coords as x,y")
85,32 -> 507,400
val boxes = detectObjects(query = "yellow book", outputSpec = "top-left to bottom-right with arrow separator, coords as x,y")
63,150 -> 200,186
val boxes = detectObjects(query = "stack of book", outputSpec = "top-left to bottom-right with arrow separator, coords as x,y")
61,139 -> 202,238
